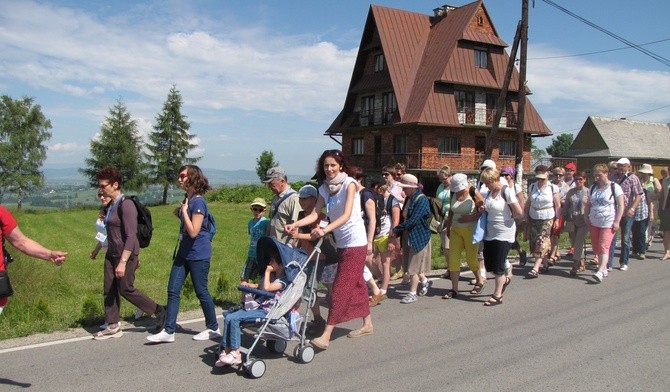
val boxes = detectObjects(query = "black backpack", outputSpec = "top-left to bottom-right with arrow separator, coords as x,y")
118,195 -> 153,248
361,188 -> 385,236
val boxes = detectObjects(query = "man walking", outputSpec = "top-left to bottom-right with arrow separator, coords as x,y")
264,167 -> 302,244
610,158 -> 646,270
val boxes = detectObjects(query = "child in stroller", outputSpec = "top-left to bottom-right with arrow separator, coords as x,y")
216,245 -> 289,367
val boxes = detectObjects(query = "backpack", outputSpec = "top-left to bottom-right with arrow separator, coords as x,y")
118,195 -> 153,248
361,188 -> 384,235
204,212 -> 217,241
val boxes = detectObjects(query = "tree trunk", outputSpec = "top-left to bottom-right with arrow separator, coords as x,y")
162,183 -> 169,205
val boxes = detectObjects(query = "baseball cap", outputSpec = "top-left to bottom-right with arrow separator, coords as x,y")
250,197 -> 267,208
564,162 -> 577,171
263,166 -> 286,183
617,158 -> 630,166
298,185 -> 318,198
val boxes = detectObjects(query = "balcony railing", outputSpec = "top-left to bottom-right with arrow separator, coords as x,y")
351,152 -> 522,172
457,107 -> 518,127
350,108 -> 399,127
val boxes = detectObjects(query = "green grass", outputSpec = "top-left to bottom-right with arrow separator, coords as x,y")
0,201 -> 571,340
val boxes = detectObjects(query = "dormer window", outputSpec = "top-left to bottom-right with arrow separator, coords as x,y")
474,47 -> 488,68
374,53 -> 385,72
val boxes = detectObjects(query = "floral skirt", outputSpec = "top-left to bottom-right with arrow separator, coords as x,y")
529,218 -> 554,258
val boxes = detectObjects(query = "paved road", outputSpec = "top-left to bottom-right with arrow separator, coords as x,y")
2,241 -> 670,392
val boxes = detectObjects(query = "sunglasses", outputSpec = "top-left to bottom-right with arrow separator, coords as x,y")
502,173 -> 511,177
325,149 -> 342,156
251,207 -> 265,212
178,174 -> 188,180
575,178 -> 585,181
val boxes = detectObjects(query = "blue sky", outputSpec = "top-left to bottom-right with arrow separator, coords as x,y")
1,0 -> 668,177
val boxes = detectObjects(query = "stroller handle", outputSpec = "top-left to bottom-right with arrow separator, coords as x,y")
238,285 -> 276,299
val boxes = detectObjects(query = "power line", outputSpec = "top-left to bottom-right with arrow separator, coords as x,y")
624,104 -> 670,119
527,38 -> 670,61
541,0 -> 670,67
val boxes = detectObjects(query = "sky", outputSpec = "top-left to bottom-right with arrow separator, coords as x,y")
1,0 -> 669,176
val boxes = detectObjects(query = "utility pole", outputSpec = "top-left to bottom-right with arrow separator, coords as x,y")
515,0 -> 529,184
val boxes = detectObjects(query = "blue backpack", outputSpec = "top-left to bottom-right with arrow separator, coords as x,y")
204,212 -> 216,241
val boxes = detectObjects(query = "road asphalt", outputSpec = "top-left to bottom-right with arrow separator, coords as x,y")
1,238 -> 669,391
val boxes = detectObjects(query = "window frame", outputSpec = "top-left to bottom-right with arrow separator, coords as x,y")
474,47 -> 488,69
438,136 -> 461,155
352,137 -> 365,156
393,135 -> 409,154
374,53 -> 385,72
499,139 -> 516,157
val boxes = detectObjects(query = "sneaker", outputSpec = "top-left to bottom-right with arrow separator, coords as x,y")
400,293 -> 417,304
602,269 -> 609,278
619,264 -> 628,271
146,329 -> 175,343
592,271 -> 604,283
192,328 -> 221,341
607,267 -> 612,272
134,307 -> 145,320
154,305 -> 167,332
93,324 -> 123,340
638,253 -> 646,260
519,250 -> 527,266
215,351 -> 242,367
99,323 -> 109,330
418,280 -> 432,296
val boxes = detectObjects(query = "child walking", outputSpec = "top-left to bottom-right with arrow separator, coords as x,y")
241,198 -> 269,284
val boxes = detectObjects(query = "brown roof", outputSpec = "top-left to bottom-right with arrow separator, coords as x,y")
326,0 -> 551,136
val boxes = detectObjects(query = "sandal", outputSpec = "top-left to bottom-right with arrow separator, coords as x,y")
547,257 -> 557,267
501,277 -> 511,294
92,325 -> 123,340
470,282 -> 485,294
441,271 -> 451,279
527,269 -> 539,279
442,289 -> 458,299
484,295 -> 503,306
569,266 -> 578,276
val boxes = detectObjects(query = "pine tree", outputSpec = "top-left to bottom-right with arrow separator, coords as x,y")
0,96 -> 52,210
256,150 -> 279,183
145,86 -> 199,204
79,99 -> 147,191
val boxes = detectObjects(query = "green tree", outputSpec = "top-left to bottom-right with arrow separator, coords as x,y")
255,150 -> 278,183
0,96 -> 52,210
545,133 -> 574,157
79,99 -> 147,191
530,138 -> 545,160
145,86 -> 199,204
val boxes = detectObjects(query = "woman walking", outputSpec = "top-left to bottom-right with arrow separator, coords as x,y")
563,171 -> 590,275
93,167 -> 165,340
479,167 -> 522,306
584,164 -> 624,282
147,165 -> 220,343
285,150 -> 372,350
525,165 -> 560,278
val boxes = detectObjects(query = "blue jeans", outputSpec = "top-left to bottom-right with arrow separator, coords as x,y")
618,215 -> 634,266
221,308 -> 267,350
164,256 -> 218,334
632,218 -> 649,255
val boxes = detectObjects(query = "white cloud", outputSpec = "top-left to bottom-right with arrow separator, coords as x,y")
49,142 -> 87,152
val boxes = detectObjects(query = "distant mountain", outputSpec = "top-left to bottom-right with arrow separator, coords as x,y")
42,167 -> 312,186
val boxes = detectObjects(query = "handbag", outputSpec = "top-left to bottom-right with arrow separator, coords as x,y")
472,211 -> 488,244
0,269 -> 13,298
430,217 -> 442,234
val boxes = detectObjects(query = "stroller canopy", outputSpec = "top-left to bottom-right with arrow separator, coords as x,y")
256,236 -> 308,283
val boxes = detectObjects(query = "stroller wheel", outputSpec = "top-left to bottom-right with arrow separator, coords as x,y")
294,345 -> 315,364
267,339 -> 287,354
244,359 -> 266,379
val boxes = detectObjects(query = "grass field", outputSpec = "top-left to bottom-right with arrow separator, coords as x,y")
0,201 -> 543,340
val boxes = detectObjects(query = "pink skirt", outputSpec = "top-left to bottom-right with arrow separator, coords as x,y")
327,245 -> 370,325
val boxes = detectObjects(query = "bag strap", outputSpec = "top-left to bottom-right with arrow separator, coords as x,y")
271,189 -> 296,219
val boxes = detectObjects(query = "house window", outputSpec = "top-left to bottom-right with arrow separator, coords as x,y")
374,54 -> 385,72
382,92 -> 397,123
499,140 -> 516,157
475,48 -> 488,68
438,136 -> 460,155
352,138 -> 364,155
393,135 -> 408,154
361,95 -> 375,115
454,90 -> 474,111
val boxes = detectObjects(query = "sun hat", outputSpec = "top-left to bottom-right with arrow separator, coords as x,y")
450,173 -> 468,192
638,163 -> 653,174
250,197 -> 267,208
263,166 -> 287,182
298,185 -> 318,198
534,164 -> 549,179
616,157 -> 630,166
480,159 -> 497,170
564,162 -> 577,171
397,174 -> 420,188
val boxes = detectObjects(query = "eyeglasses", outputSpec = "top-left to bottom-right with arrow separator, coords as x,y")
575,178 -> 585,181
502,173 -> 511,177
251,207 -> 265,212
554,173 -> 564,176
98,182 -> 111,189
97,194 -> 104,198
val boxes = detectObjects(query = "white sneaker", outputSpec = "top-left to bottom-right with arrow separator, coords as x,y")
192,328 -> 221,341
620,264 -> 628,271
603,269 -> 609,278
593,271 -> 604,283
146,329 -> 175,343
134,307 -> 144,320
418,279 -> 432,296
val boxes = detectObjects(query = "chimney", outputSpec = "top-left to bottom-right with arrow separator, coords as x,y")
433,4 -> 457,18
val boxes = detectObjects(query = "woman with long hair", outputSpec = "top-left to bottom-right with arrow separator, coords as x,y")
147,165 -> 220,343
285,150 -> 372,350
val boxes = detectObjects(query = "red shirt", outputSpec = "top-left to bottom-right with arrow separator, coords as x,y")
0,206 -> 18,272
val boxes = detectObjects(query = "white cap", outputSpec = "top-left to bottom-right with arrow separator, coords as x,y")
480,159 -> 496,170
616,157 -> 630,165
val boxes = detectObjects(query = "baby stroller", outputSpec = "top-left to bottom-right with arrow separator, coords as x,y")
220,236 -> 322,378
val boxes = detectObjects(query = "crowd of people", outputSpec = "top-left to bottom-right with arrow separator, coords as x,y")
3,152 -> 670,371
